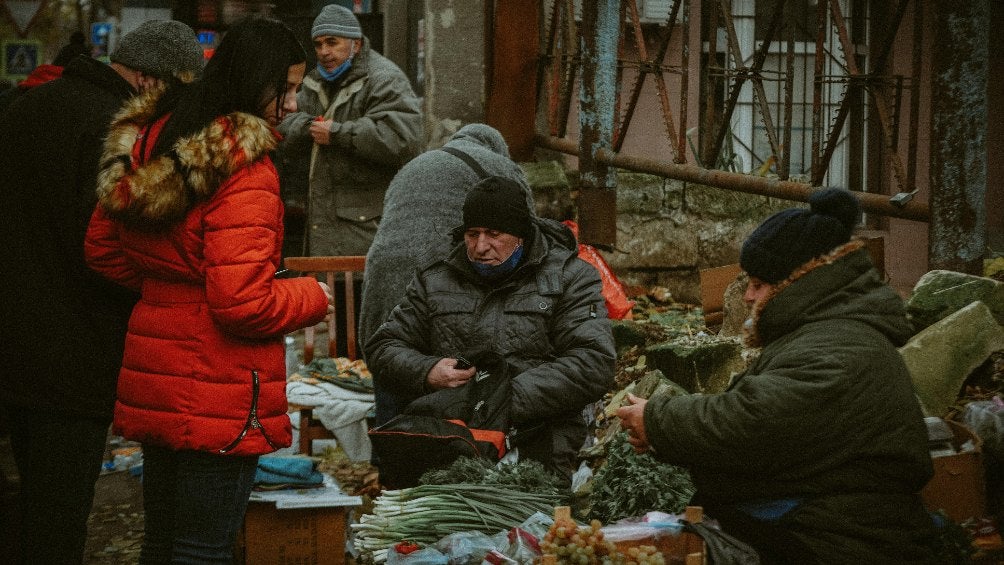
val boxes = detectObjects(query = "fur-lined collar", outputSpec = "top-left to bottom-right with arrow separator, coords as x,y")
743,239 -> 868,348
95,89 -> 277,231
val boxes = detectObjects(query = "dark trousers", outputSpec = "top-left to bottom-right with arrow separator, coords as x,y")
139,444 -> 258,565
3,403 -> 108,565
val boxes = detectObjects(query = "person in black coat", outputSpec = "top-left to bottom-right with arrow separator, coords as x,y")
0,20 -> 203,565
53,31 -> 91,66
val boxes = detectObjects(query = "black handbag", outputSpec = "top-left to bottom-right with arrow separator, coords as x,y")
368,350 -> 512,488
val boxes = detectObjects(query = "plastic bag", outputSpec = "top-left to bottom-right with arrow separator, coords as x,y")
680,520 -> 761,565
504,527 -> 542,564
515,511 -> 554,541
570,460 -> 593,493
562,220 -> 635,320
963,396 -> 1004,460
386,546 -> 449,565
434,531 -> 498,565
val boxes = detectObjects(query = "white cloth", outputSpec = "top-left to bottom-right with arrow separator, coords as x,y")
286,380 -> 374,461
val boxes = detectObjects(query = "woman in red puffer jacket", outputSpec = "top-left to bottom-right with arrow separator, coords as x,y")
85,16 -> 332,563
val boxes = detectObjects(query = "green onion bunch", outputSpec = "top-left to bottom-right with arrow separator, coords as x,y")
352,483 -> 563,562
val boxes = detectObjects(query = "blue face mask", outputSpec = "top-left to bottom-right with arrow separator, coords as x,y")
470,244 -> 524,279
317,58 -> 352,82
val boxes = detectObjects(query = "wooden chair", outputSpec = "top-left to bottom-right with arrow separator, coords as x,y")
283,255 -> 366,456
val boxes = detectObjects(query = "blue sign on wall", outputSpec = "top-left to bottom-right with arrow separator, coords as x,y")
91,22 -> 112,47
197,30 -> 217,46
3,40 -> 41,79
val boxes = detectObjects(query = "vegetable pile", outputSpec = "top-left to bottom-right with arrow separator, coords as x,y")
589,433 -> 695,524
352,483 -> 562,563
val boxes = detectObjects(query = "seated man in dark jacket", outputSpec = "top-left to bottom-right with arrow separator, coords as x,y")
618,188 -> 938,564
365,176 -> 616,482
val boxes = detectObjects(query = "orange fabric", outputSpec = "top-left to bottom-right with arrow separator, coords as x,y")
562,220 -> 635,319
18,64 -> 63,89
446,419 -> 507,456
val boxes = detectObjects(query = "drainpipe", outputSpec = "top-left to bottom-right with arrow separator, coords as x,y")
577,0 -> 620,247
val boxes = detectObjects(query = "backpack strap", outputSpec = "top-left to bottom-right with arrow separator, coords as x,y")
439,146 -> 490,179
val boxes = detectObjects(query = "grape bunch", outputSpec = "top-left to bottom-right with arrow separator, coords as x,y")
540,515 -> 666,565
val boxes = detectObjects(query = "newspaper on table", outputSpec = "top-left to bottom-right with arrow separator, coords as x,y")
249,473 -> 362,509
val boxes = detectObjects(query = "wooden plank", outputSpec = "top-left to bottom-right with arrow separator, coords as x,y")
699,263 -> 742,324
485,0 -> 539,161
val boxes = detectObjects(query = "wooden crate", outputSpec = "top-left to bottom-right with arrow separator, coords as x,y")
235,502 -> 348,565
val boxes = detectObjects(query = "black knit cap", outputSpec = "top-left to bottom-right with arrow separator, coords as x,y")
461,176 -> 533,240
740,188 -> 860,284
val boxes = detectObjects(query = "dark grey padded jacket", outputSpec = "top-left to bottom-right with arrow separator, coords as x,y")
365,218 -> 616,477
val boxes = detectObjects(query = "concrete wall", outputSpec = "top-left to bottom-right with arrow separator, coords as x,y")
421,1 -> 487,147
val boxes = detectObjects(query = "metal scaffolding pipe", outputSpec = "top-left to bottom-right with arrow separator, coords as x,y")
536,134 -> 930,223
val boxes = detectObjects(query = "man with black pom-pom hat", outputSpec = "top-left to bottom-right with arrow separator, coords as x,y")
618,189 -> 939,563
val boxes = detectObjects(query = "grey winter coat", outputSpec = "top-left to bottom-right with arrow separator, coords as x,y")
644,241 -> 937,563
359,125 -> 534,426
364,219 -> 616,478
278,36 -> 424,256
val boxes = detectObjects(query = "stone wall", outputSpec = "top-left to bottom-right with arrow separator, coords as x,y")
523,162 -> 792,305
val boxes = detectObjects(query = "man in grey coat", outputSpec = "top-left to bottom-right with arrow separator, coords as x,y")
365,177 -> 616,482
359,124 -> 533,425
277,4 -> 424,257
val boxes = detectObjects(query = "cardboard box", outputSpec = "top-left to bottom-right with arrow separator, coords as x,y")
235,502 -> 348,565
920,419 -> 987,523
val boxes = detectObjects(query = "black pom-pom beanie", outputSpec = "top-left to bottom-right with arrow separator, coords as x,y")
739,188 -> 860,284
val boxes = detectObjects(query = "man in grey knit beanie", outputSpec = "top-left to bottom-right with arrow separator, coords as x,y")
277,3 -> 423,259
110,20 -> 203,87
311,4 -> 363,39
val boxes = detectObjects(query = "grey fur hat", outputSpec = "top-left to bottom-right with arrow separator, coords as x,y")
110,20 -> 203,82
312,4 -> 363,39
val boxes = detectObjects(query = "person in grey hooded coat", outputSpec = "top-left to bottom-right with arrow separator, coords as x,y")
365,177 -> 616,482
360,124 -> 533,425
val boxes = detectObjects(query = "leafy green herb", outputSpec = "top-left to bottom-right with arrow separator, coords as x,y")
589,433 -> 695,523
420,456 -> 567,499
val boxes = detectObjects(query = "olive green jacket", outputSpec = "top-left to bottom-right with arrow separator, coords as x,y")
645,241 -> 937,563
278,37 -> 424,256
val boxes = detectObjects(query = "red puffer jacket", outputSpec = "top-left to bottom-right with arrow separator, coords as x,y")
85,91 -> 328,456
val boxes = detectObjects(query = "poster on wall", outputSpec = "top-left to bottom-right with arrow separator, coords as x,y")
2,39 -> 41,80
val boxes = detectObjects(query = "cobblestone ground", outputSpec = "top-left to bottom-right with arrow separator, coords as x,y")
84,469 -> 144,564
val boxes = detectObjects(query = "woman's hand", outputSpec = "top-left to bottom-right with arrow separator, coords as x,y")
616,393 -> 651,453
317,281 -> 334,315
426,357 -> 476,390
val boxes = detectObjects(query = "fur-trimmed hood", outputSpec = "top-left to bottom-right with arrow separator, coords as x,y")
743,238 -> 910,348
95,89 -> 278,231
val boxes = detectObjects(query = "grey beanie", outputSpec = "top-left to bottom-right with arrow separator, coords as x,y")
312,4 -> 363,39
110,20 -> 204,81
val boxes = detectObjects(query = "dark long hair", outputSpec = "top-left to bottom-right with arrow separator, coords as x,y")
151,15 -> 306,158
